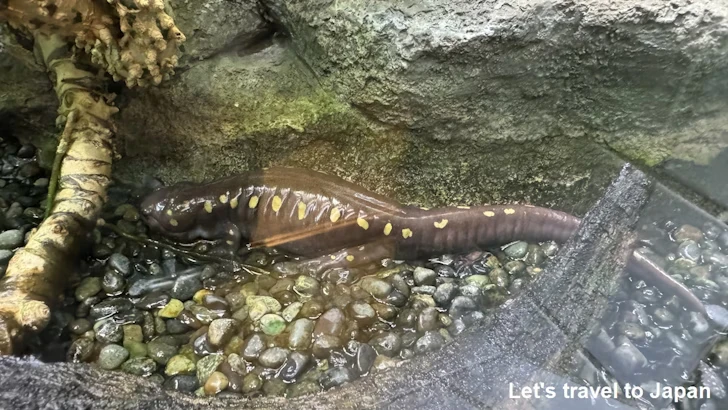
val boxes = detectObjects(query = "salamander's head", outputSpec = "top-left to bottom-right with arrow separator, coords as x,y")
140,185 -> 200,240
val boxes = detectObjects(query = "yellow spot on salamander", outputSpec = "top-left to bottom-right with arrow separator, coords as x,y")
219,194 -> 229,204
402,228 -> 413,239
434,219 -> 449,229
357,218 -> 369,230
226,240 -> 234,246
230,197 -> 239,209
249,196 -> 259,209
169,219 -> 178,227
204,201 -> 213,213
420,207 -> 430,210
272,196 -> 282,213
298,201 -> 306,220
346,255 -> 355,262
229,229 -> 234,235
166,210 -> 173,216
330,207 -> 341,223
457,206 -> 470,209
483,211 -> 495,217
504,208 -> 516,215
384,223 -> 393,236
330,255 -> 336,260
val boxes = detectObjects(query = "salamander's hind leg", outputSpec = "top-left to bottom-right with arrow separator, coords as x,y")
207,223 -> 242,257
272,240 -> 397,277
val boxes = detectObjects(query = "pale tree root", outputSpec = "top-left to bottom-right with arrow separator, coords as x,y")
0,32 -> 117,355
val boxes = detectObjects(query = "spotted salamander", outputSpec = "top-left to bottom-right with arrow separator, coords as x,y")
140,167 -> 704,312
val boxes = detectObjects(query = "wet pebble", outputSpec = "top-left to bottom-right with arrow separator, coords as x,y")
165,355 -> 196,376
242,334 -> 266,361
277,351 -> 311,382
159,299 -> 184,318
678,240 -> 701,261
94,320 -> 123,344
108,253 -> 131,276
314,308 -> 345,337
241,373 -> 263,393
706,305 -> 728,330
148,339 -> 178,365
260,314 -> 286,336
612,339 -> 647,374
504,241 -> 528,259
164,375 -> 199,392
204,371 -> 228,396
415,330 -> 445,354
413,267 -> 436,286
360,277 -> 392,299
196,354 -> 225,384
369,332 -> 402,357
207,319 -> 237,347
67,337 -> 95,362
448,296 -> 476,319
674,224 -> 704,242
259,347 -> 289,368
75,277 -> 102,302
98,344 -> 130,370
102,270 -> 126,295
69,318 -> 91,335
171,275 -> 203,301
289,318 -> 314,350
321,367 -> 354,390
433,282 -> 457,305
354,343 -> 377,375
121,357 -> 157,377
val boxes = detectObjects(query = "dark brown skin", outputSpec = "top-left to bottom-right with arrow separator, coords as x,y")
140,167 -> 704,313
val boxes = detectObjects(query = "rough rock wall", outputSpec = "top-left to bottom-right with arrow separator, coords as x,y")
262,0 -> 728,166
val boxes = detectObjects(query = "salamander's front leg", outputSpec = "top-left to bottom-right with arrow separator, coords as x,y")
272,240 -> 397,277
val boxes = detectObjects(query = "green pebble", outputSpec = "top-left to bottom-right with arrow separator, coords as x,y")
263,379 -> 288,397
248,301 -> 270,322
287,380 -> 320,398
241,373 -> 263,393
224,335 -> 245,356
247,296 -> 281,312
196,353 -> 225,385
240,282 -> 259,298
465,275 -> 490,288
294,275 -> 321,296
159,299 -> 184,318
123,324 -> 143,344
97,344 -> 129,370
232,306 -> 249,322
120,357 -> 157,377
123,341 -> 148,358
282,301 -> 303,322
148,339 -> 178,365
165,355 -> 196,376
75,277 -> 102,301
260,314 -> 286,336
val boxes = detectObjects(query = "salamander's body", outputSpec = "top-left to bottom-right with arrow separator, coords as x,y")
140,167 -> 704,312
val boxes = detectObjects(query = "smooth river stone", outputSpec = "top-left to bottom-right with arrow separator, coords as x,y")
313,308 -> 345,337
288,318 -> 315,350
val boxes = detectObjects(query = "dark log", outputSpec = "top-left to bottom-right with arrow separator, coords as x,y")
0,164 -> 650,410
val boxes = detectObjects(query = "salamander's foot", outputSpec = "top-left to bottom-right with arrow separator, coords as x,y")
271,242 -> 397,278
271,260 -> 321,277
